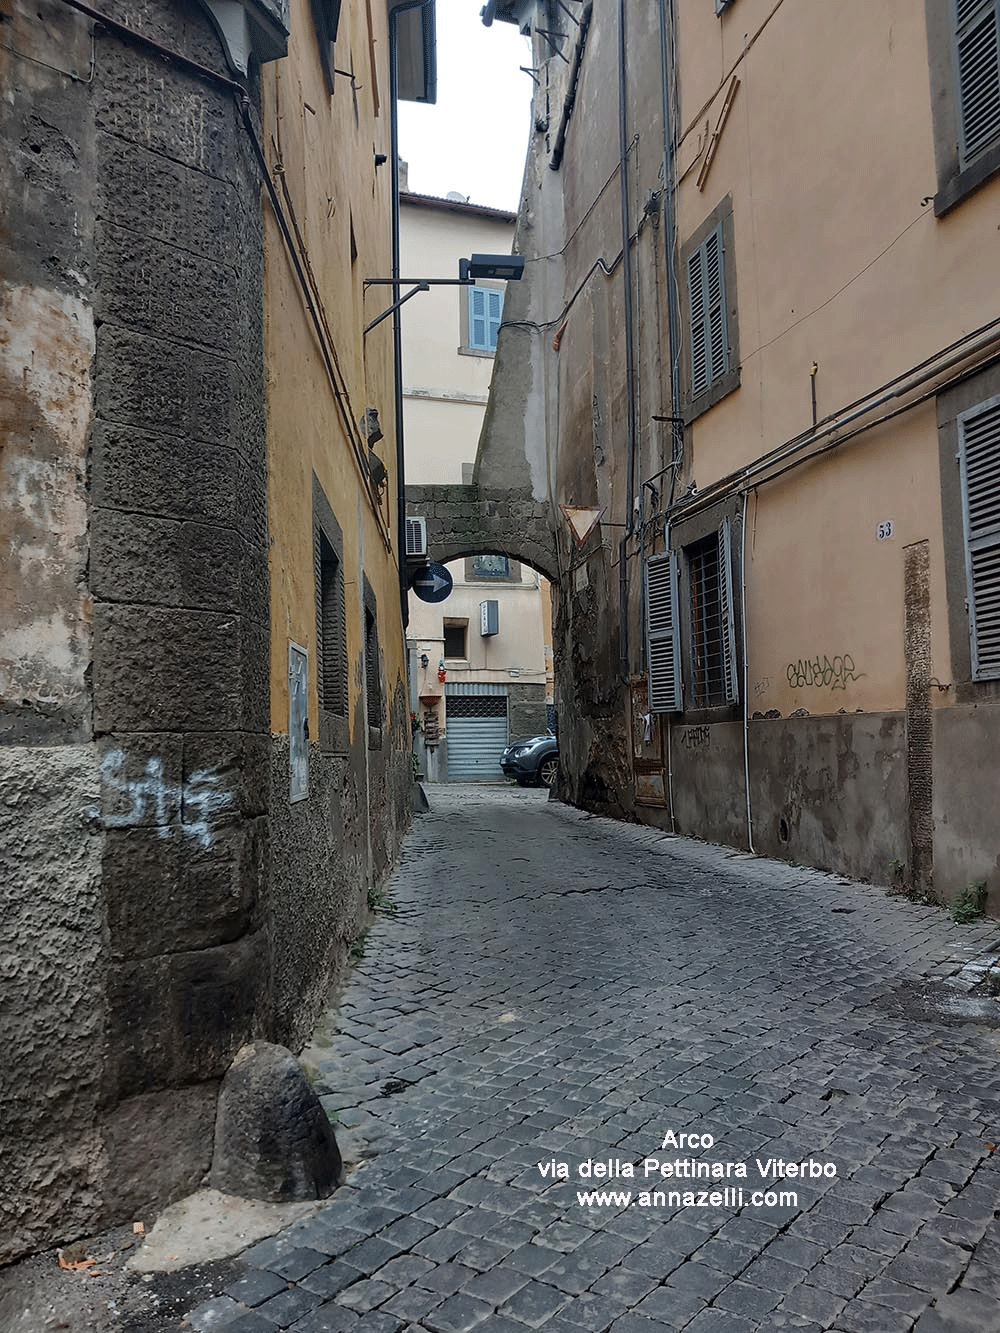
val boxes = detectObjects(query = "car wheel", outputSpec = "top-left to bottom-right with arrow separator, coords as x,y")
539,756 -> 559,788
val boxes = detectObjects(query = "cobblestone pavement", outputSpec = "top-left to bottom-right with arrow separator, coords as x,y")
187,786 -> 1000,1333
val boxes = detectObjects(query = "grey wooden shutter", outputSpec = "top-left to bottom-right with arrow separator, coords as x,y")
688,246 -> 709,397
687,224 -> 728,397
956,0 -> 1000,165
645,553 -> 683,712
705,226 -> 729,385
958,398 -> 1000,679
718,519 -> 739,703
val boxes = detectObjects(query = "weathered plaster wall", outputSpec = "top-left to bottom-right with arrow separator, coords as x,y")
261,0 -> 412,1050
268,738 -> 364,1047
933,704 -> 1000,910
669,723 -> 748,849
748,715 -> 908,884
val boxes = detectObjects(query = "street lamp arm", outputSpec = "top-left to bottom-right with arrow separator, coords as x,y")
363,282 -> 430,336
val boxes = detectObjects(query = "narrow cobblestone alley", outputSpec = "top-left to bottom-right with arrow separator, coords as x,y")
188,787 -> 1000,1333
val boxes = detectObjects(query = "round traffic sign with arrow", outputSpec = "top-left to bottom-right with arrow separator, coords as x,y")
409,561 -> 453,603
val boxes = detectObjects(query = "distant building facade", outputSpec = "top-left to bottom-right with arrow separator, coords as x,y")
401,187 -> 553,782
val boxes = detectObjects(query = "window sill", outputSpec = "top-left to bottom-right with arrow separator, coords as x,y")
319,710 -> 349,756
954,678 -> 1000,704
457,346 -> 496,359
675,704 -> 742,726
935,143 -> 1000,217
683,368 -> 741,424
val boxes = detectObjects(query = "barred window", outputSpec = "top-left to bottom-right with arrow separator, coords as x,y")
687,537 -> 727,709
685,523 -> 739,709
365,605 -> 382,731
317,533 -> 346,717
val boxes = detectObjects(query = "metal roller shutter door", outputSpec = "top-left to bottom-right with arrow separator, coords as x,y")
445,686 -> 509,782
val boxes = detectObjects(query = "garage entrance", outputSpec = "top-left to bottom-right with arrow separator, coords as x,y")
445,683 -> 509,782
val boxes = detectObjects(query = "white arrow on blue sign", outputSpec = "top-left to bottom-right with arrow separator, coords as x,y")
410,561 -> 453,603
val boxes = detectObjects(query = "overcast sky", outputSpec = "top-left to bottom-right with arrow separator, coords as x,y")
398,0 -> 534,212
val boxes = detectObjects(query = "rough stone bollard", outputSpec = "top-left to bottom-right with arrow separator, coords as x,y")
210,1042 -> 342,1201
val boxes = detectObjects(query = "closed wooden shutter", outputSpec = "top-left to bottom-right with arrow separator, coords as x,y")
718,519 -> 739,704
956,0 -> 1000,165
469,286 -> 488,349
958,397 -> 1000,679
687,224 -> 729,397
645,552 -> 683,712
487,288 -> 504,349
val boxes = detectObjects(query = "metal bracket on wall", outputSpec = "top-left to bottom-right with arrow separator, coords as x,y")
696,76 -> 740,192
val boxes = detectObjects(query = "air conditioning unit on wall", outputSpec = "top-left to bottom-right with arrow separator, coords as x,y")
405,516 -> 427,560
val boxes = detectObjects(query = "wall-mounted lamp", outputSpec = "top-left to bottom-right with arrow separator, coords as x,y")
459,254 -> 526,282
420,653 -> 429,668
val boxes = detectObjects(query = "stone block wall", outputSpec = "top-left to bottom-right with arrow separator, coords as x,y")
0,0 -> 271,1261
87,2 -> 271,1229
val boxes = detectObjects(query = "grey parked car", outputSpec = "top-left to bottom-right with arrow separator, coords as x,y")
500,734 -> 559,788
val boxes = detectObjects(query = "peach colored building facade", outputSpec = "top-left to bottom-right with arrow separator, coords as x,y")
475,0 -> 1000,903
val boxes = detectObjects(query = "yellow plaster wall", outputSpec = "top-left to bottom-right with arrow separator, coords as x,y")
262,0 -> 405,740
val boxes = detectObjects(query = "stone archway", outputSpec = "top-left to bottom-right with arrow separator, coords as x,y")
405,484 -> 557,582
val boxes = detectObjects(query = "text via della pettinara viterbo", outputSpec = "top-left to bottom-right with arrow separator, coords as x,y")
535,1129 -> 838,1213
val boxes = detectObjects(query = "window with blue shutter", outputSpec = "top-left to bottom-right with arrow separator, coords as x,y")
467,285 -> 505,353
958,397 -> 1000,679
955,0 -> 1000,166
687,223 -> 729,399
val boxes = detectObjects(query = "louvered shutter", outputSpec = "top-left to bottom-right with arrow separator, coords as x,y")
718,519 -> 739,703
688,224 -> 728,397
688,247 -> 709,396
645,553 -> 683,712
958,399 -> 1000,679
487,288 -> 504,350
705,226 -> 729,384
956,0 -> 1000,165
469,286 -> 488,349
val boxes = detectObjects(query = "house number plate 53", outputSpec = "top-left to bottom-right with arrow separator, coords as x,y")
876,520 -> 894,541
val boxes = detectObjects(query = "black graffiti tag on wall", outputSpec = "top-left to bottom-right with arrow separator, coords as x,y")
678,725 -> 711,750
786,653 -> 865,691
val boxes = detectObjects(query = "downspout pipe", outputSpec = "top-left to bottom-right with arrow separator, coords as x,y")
740,487 -> 755,853
389,0 -> 433,629
618,0 -> 638,680
657,0 -> 681,829
658,0 -> 682,431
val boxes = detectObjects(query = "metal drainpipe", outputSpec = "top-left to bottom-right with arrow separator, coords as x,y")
658,0 -> 682,424
389,0 -> 432,630
658,0 -> 681,830
740,487 -> 756,853
618,0 -> 638,681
